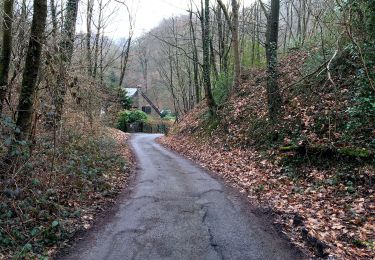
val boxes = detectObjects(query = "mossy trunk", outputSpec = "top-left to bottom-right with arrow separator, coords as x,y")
202,0 -> 216,115
265,0 -> 282,123
55,0 -> 79,124
15,0 -> 47,140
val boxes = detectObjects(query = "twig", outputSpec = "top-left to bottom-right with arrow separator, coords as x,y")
257,0 -> 269,19
150,33 -> 202,67
283,59 -> 330,90
327,50 -> 338,87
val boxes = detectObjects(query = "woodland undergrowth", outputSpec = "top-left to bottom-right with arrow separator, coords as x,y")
0,118 -> 133,259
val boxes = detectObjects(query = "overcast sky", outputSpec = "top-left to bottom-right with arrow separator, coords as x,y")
78,0 -> 255,39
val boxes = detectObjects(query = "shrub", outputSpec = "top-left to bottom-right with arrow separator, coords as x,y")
119,89 -> 133,110
117,110 -> 148,132
213,73 -> 233,105
160,109 -> 172,118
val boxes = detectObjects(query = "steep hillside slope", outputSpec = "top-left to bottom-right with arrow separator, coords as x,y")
160,51 -> 374,259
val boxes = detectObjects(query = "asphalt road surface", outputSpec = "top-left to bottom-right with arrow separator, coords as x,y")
59,134 -> 302,260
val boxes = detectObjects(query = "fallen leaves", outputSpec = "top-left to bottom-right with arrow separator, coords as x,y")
160,134 -> 374,259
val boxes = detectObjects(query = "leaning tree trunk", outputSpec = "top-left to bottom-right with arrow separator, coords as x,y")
202,0 -> 216,115
118,36 -> 132,88
55,0 -> 79,124
0,0 -> 14,113
15,0 -> 47,140
265,0 -> 282,123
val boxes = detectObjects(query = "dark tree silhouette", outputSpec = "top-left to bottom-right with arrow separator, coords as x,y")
0,0 -> 15,112
265,0 -> 282,123
15,0 -> 47,140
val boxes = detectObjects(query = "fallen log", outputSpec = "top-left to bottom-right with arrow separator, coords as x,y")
279,144 -> 373,161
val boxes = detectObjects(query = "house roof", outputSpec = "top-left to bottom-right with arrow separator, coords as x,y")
124,88 -> 138,97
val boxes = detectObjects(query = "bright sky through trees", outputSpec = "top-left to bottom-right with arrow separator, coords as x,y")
77,0 -> 255,39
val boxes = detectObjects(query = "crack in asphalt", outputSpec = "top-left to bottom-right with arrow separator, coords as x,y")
207,227 -> 223,260
199,189 -> 224,197
138,179 -> 154,184
201,205 -> 224,260
130,195 -> 160,201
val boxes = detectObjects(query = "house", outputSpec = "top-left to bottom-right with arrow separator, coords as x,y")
124,88 -> 161,117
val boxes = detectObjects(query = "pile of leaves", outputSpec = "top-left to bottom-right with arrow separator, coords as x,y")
160,50 -> 374,258
0,127 -> 134,259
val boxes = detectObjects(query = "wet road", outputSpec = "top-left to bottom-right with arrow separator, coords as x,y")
59,134 -> 302,260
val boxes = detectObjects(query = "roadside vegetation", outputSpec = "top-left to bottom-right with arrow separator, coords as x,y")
116,109 -> 173,134
1,122 -> 133,258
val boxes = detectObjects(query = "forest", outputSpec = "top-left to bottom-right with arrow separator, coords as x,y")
0,0 -> 374,259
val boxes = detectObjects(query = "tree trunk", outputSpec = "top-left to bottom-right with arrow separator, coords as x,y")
118,37 -> 132,88
0,0 -> 14,112
189,7 -> 200,104
283,0 -> 290,53
86,0 -> 94,77
217,6 -> 224,72
118,4 -> 133,88
240,1 -> 245,68
231,0 -> 241,87
217,0 -> 240,86
297,0 -> 302,45
256,2 -> 261,63
99,29 -> 105,84
50,0 -> 57,39
202,0 -> 216,115
55,0 -> 79,124
93,0 -> 103,79
15,0 -> 47,140
210,37 -> 219,81
265,0 -> 282,123
251,5 -> 256,65
289,0 -> 293,45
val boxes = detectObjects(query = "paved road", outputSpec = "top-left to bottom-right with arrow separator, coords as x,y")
59,134 -> 302,260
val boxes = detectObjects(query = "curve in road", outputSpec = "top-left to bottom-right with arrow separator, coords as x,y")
59,133 -> 303,260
